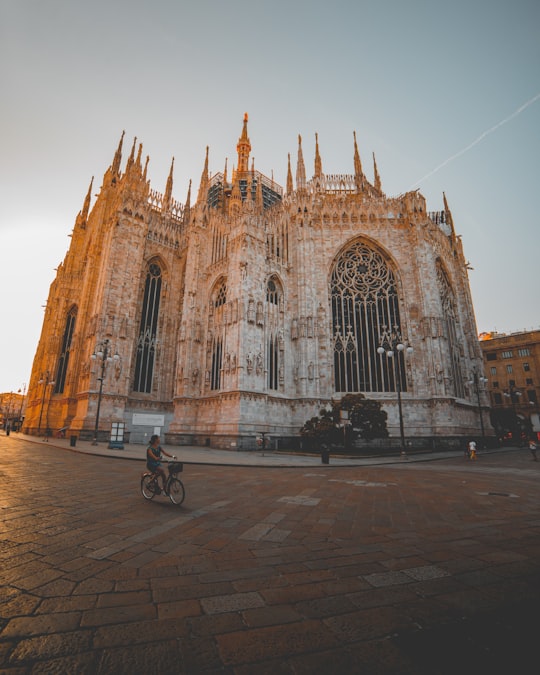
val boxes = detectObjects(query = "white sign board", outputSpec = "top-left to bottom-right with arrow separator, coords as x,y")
132,413 -> 165,426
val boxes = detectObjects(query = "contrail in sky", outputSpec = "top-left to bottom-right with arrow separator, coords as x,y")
410,92 -> 540,189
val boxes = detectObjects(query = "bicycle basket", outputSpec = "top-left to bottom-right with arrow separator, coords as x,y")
168,462 -> 183,474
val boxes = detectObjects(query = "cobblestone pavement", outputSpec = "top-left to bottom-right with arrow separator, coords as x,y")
1,435 -> 539,674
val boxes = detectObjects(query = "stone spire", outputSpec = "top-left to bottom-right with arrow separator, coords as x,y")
135,142 -> 143,171
81,176 -> 94,221
75,176 -> 94,229
229,174 -> 243,216
443,191 -> 456,239
164,157 -> 174,207
353,131 -> 363,179
236,112 -> 251,173
286,153 -> 293,194
373,152 -> 381,192
296,135 -> 306,190
184,179 -> 192,222
314,133 -> 323,178
111,130 -> 125,176
125,137 -> 137,173
197,146 -> 209,203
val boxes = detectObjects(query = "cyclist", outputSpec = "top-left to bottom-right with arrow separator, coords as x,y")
146,434 -> 174,493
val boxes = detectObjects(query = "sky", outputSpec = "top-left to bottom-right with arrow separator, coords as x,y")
1,0 -> 539,394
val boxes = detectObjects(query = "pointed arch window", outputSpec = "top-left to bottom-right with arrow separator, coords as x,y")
331,240 -> 405,393
54,308 -> 77,393
436,263 -> 465,398
133,262 -> 162,393
266,276 -> 283,390
209,278 -> 227,390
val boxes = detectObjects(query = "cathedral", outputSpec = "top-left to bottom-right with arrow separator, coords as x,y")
24,114 -> 488,450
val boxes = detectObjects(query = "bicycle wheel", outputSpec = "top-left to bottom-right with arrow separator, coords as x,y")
141,475 -> 157,500
168,478 -> 185,505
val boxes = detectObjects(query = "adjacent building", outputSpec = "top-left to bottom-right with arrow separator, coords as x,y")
23,115 -> 487,449
480,329 -> 540,439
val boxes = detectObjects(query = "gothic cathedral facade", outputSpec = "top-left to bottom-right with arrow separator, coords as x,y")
24,115 -> 488,449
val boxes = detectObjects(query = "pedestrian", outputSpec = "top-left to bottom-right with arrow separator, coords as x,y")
529,439 -> 538,462
467,439 -> 477,460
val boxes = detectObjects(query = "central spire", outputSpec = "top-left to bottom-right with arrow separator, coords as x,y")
236,112 -> 251,173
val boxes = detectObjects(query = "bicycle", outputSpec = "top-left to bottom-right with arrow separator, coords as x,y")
141,460 -> 185,505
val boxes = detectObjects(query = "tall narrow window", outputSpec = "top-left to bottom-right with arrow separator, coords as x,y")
268,334 -> 279,389
54,308 -> 77,393
133,262 -> 162,393
210,337 -> 222,390
209,278 -> 227,391
266,276 -> 283,390
331,240 -> 405,393
436,263 -> 465,398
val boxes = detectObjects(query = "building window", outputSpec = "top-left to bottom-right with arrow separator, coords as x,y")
210,338 -> 222,390
526,378 -> 533,385
265,276 -> 283,390
331,240 -> 406,393
518,348 -> 531,356
528,390 -> 537,404
436,263 -> 465,398
486,353 -> 497,361
133,262 -> 162,393
506,365 -> 513,374
54,308 -> 77,393
266,278 -> 279,305
209,277 -> 228,391
493,392 -> 503,405
493,381 -> 499,388
501,350 -> 513,358
268,334 -> 279,390
523,362 -> 530,372
215,281 -> 227,308
490,367 -> 497,376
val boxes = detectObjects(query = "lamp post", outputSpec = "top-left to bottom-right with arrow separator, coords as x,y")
377,327 -> 413,458
37,372 -> 55,438
467,370 -> 488,448
503,385 -> 522,444
17,383 -> 26,432
90,339 -> 119,445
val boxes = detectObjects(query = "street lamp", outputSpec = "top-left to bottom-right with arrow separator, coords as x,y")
90,339 -> 119,445
17,383 -> 26,432
377,327 -> 413,458
37,372 -> 55,438
503,385 -> 522,444
467,370 -> 488,448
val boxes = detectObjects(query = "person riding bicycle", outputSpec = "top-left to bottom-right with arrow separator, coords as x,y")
146,434 -> 174,493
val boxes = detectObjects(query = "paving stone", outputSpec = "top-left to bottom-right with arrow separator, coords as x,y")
0,611 -> 82,638
200,591 -> 265,614
242,604 -> 303,628
324,605 -> 416,642
8,630 -> 93,663
93,618 -> 188,648
216,619 -> 338,665
96,640 -> 181,675
80,603 -> 156,627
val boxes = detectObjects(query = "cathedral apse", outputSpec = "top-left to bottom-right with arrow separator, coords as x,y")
24,115 -> 488,449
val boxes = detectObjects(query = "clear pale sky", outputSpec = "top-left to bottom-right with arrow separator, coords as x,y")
1,0 -> 539,393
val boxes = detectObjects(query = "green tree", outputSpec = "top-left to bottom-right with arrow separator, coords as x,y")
300,394 -> 388,449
